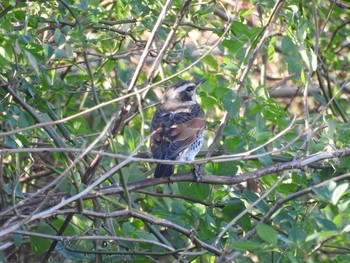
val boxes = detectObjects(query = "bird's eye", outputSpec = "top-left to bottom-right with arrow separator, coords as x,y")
186,86 -> 195,92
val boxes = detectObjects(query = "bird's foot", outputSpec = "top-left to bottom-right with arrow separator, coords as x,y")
167,175 -> 173,186
192,164 -> 203,182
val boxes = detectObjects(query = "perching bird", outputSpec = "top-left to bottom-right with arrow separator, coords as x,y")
150,79 -> 206,180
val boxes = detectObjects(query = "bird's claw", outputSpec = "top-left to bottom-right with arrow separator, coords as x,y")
192,164 -> 203,182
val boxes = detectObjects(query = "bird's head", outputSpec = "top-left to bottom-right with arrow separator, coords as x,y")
163,79 -> 206,103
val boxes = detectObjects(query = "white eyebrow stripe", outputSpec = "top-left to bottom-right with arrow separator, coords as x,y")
176,83 -> 196,92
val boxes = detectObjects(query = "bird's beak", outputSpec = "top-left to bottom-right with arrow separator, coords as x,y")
195,79 -> 206,89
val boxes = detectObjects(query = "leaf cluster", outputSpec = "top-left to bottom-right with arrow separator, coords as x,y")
1,0 -> 350,262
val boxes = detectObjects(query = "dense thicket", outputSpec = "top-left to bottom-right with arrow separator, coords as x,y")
1,0 -> 350,262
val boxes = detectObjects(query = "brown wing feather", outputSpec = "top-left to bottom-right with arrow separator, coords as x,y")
165,116 -> 205,159
151,104 -> 205,160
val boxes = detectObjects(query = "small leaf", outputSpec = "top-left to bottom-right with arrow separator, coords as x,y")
331,183 -> 348,205
316,217 -> 338,231
202,54 -> 218,70
29,224 -> 54,254
178,182 -> 210,200
256,223 -> 278,244
300,69 -> 306,85
290,226 -> 307,245
222,199 -> 251,231
56,242 -> 92,260
256,148 -> 272,166
342,223 -> 350,233
231,241 -> 262,251
54,28 -> 65,46
243,190 -> 269,213
24,50 -> 38,73
268,39 -> 275,61
43,43 -> 54,60
222,39 -> 243,54
278,183 -> 298,194
223,90 -> 241,119
281,36 -> 297,54
239,8 -> 255,18
312,180 -> 337,203
213,190 -> 227,201
12,234 -> 23,247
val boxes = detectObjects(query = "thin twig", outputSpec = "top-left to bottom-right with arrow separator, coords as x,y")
213,172 -> 287,246
0,117 -> 116,219
147,0 -> 192,81
0,7 -> 234,139
238,0 -> 287,89
13,230 -> 176,251
223,172 -> 350,261
0,133 -> 149,237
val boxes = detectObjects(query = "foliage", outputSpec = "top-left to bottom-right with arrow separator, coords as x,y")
1,0 -> 350,262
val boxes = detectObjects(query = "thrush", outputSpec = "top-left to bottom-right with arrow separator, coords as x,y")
150,79 -> 206,180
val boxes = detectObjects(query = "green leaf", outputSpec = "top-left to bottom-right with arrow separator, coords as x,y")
231,241 -> 262,251
124,126 -> 140,151
53,216 -> 77,236
312,180 -> 337,203
316,217 -> 338,231
281,36 -> 297,54
342,223 -> 350,233
24,50 -> 38,73
268,39 -> 275,61
239,8 -> 255,18
202,54 -> 218,70
56,242 -> 92,260
300,69 -> 306,85
256,223 -> 278,244
222,198 -> 251,231
75,0 -> 88,10
290,226 -> 307,245
231,21 -> 260,39
278,183 -> 298,194
201,96 -> 216,110
223,90 -> 241,119
213,190 -> 227,201
29,224 -> 55,255
256,148 -> 273,167
43,43 -> 54,60
222,39 -> 244,54
12,234 -> 23,247
331,183 -> 348,205
243,190 -> 269,213
281,36 -> 301,74
178,182 -> 210,201
54,28 -> 62,44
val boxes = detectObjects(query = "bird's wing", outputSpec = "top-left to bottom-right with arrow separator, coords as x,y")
150,109 -> 173,159
151,104 -> 205,160
165,113 -> 205,159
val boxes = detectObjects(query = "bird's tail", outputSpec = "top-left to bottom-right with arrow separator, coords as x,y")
154,164 -> 174,178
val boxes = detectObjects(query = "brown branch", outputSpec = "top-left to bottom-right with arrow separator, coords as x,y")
13,230 -> 176,252
10,147 -> 350,216
331,0 -> 350,9
12,208 -> 221,256
5,149 -> 350,258
135,190 -> 225,208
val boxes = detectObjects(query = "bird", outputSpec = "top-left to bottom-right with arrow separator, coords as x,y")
150,79 -> 206,180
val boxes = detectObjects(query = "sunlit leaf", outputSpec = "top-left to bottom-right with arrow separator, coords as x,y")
256,223 -> 278,244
